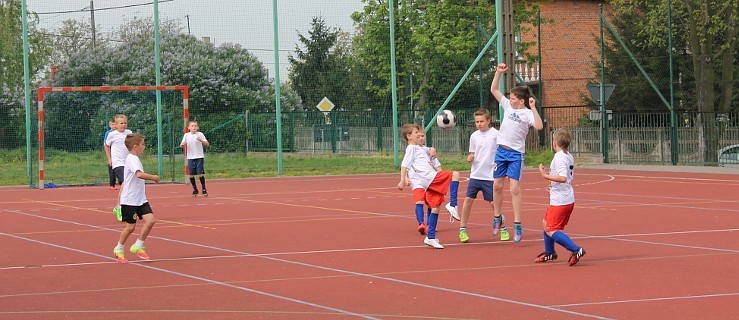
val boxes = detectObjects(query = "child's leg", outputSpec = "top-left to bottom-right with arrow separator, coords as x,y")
492,177 -> 505,218
188,175 -> 197,190
449,171 -> 460,207
460,197 -> 473,229
199,174 -> 206,190
550,230 -> 579,252
426,207 -> 440,239
509,179 -> 523,223
108,165 -> 116,187
414,202 -> 425,225
117,223 -> 135,247
137,214 -> 157,242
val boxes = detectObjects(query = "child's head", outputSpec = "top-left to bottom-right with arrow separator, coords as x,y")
473,108 -> 492,131
509,86 -> 531,109
108,117 -> 116,129
114,114 -> 128,132
552,128 -> 573,152
187,121 -> 199,133
401,124 -> 423,145
125,133 -> 146,154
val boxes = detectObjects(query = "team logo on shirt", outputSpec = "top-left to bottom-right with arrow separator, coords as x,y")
508,112 -> 524,124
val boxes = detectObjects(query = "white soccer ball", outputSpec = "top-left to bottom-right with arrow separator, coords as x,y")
436,110 -> 456,130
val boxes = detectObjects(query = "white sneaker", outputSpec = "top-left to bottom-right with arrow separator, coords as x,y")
424,237 -> 444,249
445,203 -> 460,221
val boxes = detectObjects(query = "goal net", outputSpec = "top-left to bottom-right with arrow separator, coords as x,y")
36,86 -> 189,189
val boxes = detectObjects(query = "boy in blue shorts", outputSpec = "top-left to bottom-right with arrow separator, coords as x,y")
180,121 -> 210,196
490,63 -> 544,242
535,128 -> 585,266
458,108 -> 499,243
113,134 -> 160,263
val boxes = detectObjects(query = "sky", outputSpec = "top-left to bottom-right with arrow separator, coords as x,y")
28,0 -> 366,79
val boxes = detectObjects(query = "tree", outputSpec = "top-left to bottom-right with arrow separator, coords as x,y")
606,0 -> 738,162
288,17 -> 351,111
46,17 -> 297,152
0,0 -> 50,148
350,0 -> 541,112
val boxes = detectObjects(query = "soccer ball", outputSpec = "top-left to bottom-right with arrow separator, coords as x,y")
436,110 -> 456,130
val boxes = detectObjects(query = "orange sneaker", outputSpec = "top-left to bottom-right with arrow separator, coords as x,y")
113,247 -> 127,263
109,186 -> 118,190
129,244 -> 150,260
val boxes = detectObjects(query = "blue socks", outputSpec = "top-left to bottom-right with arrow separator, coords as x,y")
427,211 -> 439,238
552,231 -> 580,252
415,204 -> 424,224
450,181 -> 459,207
543,231 -> 555,253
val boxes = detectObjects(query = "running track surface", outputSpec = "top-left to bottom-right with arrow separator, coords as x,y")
1,167 -> 738,319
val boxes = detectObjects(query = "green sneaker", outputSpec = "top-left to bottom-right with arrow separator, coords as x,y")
113,247 -> 127,263
499,227 -> 511,241
459,229 -> 470,243
112,206 -> 122,222
130,244 -> 150,260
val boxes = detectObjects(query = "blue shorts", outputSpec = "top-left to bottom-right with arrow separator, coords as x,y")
465,178 -> 493,201
187,158 -> 205,175
493,147 -> 524,181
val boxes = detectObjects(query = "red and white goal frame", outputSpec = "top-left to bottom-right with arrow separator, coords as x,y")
37,85 -> 190,189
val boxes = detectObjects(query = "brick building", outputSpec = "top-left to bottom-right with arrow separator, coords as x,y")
520,0 -> 607,128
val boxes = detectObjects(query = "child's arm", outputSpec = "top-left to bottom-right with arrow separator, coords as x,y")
104,145 -> 112,165
398,167 -> 408,190
467,152 -> 475,163
538,164 -> 566,183
136,171 -> 160,183
529,98 -> 544,130
490,63 -> 508,102
179,135 -> 187,148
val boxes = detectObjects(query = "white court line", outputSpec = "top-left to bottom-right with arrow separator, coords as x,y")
0,231 -> 379,320
577,173 -> 739,183
0,209 -> 610,320
549,292 -> 739,308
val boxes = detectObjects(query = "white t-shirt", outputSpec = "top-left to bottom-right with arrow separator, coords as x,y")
181,132 -> 208,159
422,146 -> 442,169
105,129 -> 133,168
120,153 -> 148,206
402,144 -> 438,190
469,128 -> 499,180
497,96 -> 536,153
549,151 -> 575,206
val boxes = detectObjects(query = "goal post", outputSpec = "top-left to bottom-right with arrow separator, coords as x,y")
36,85 -> 190,189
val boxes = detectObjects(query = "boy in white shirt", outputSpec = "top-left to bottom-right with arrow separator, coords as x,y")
458,109 -> 500,243
490,63 -> 544,242
106,114 -> 133,215
180,121 -> 210,196
397,124 -> 460,249
113,134 -> 160,263
535,128 -> 585,266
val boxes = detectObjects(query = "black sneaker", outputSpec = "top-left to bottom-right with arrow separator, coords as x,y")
568,248 -> 586,266
192,189 -> 198,197
534,251 -> 558,263
202,189 -> 208,197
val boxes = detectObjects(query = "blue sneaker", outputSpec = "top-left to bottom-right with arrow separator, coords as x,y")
492,215 -> 505,236
514,224 -> 523,242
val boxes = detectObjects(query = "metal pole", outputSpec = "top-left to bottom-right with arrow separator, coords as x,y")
154,0 -> 164,176
273,0 -> 283,174
21,0 -> 33,187
477,17 -> 484,109
668,0 -> 678,165
495,0 -> 504,121
389,0 -> 399,167
600,4 -> 609,163
90,0 -> 96,48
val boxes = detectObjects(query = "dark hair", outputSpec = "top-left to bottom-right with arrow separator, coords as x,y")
510,86 -> 531,108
